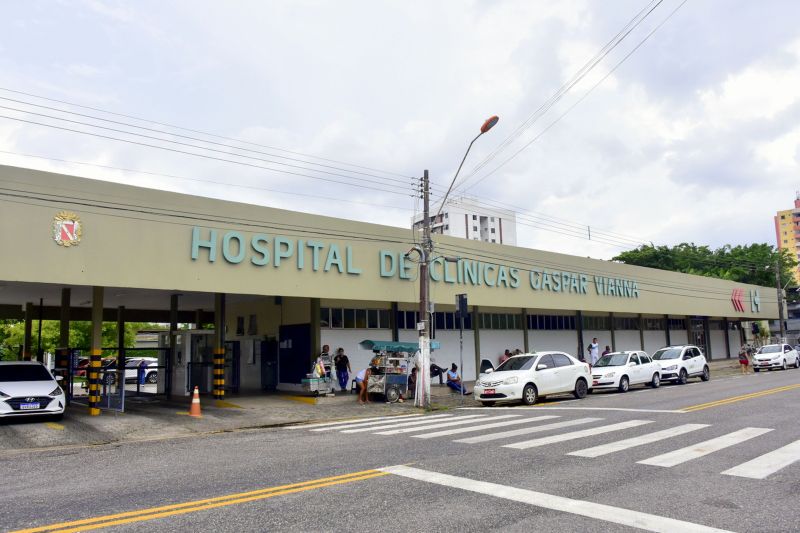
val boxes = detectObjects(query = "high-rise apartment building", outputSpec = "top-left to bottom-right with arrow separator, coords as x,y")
412,197 -> 517,245
774,193 -> 800,284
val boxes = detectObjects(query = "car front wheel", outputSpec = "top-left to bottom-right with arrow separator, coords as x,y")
677,369 -> 688,385
146,372 -> 158,384
573,378 -> 588,399
522,383 -> 538,405
700,366 -> 710,382
795,357 -> 800,369
782,360 -> 787,371
650,373 -> 660,388
618,376 -> 629,393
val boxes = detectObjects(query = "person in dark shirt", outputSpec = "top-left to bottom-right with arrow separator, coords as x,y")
333,347 -> 351,392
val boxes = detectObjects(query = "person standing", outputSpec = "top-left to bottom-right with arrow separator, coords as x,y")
738,346 -> 750,374
601,346 -> 611,357
333,347 -> 351,392
587,338 -> 600,366
499,349 -> 511,366
318,344 -> 332,378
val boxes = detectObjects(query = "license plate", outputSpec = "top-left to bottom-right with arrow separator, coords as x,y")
20,402 -> 40,410
485,388 -> 495,395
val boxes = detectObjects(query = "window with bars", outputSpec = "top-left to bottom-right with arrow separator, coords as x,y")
613,316 -> 640,330
321,307 -> 391,329
527,314 -> 576,330
582,316 -> 611,330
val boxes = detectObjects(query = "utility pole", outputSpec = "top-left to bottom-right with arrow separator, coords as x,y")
416,169 -> 432,409
776,257 -> 786,342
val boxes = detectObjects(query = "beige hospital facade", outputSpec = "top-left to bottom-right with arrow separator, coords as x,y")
0,165 -> 779,395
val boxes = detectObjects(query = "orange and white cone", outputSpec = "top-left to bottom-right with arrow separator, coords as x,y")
189,386 -> 202,418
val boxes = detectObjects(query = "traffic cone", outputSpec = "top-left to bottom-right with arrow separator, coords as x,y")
189,386 -> 202,418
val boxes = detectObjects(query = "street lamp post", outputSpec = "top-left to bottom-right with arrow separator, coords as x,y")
411,116 -> 499,409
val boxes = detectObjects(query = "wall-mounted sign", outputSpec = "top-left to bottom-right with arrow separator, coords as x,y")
190,226 -> 640,299
53,211 -> 82,247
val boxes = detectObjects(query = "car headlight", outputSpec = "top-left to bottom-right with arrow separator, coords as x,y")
663,365 -> 677,371
49,386 -> 63,397
603,372 -> 615,378
503,376 -> 518,385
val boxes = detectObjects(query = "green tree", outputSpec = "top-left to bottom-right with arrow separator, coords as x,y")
613,243 -> 796,288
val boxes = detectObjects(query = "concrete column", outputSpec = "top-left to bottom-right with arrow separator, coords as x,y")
59,288 -> 71,348
213,293 -> 226,401
390,302 -> 399,342
472,305 -> 481,371
685,316 -> 692,344
664,315 -> 671,346
703,317 -> 711,359
575,311 -> 585,361
521,308 -> 529,353
723,317 -> 731,358
117,306 -> 126,393
310,298 -> 321,366
168,294 -> 179,399
195,309 -> 203,329
638,314 -> 645,350
609,312 -> 616,351
23,302 -> 33,361
88,286 -> 104,416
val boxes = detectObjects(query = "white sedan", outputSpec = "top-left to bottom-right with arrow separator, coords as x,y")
0,361 -> 66,420
474,351 -> 591,406
753,344 -> 800,372
591,351 -> 661,392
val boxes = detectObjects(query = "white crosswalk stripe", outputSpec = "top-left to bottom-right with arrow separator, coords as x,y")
568,424 -> 710,458
309,414 -> 438,432
454,417 -> 603,444
340,414 -> 487,434
376,414 -> 520,435
638,427 -> 774,468
722,439 -> 800,479
503,420 -> 653,450
295,414 -> 424,430
412,415 -> 561,439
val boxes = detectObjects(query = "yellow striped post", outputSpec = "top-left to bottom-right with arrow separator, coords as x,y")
213,348 -> 225,400
88,349 -> 102,415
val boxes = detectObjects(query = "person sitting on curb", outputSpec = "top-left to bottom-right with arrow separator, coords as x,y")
430,362 -> 447,385
446,363 -> 471,395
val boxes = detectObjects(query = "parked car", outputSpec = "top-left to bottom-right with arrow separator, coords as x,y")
124,357 -> 159,384
753,344 -> 800,372
651,345 -> 709,384
474,351 -> 591,406
0,361 -> 66,420
591,351 -> 661,392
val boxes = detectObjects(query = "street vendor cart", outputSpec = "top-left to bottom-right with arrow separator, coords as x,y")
358,340 -> 440,403
301,352 -> 335,396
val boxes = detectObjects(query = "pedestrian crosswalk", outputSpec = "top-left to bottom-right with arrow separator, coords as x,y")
292,412 -> 800,481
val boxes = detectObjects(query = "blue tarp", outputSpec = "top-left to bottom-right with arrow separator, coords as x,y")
358,340 -> 440,352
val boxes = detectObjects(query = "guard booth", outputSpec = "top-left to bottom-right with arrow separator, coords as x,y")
160,330 -> 240,397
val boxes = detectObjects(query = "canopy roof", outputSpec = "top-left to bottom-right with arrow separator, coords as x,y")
358,340 -> 440,352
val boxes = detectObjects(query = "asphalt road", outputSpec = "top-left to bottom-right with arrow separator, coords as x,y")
3,366 -> 800,532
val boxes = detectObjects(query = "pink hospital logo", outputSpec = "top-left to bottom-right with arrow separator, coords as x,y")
52,211 -> 82,247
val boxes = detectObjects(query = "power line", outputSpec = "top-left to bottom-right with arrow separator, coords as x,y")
0,106 -> 416,195
457,0 -> 690,194
0,114 -> 416,198
0,86 -> 413,180
456,0 -> 665,188
0,150 -> 415,213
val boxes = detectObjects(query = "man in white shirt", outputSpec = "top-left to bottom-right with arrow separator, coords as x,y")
588,338 -> 600,366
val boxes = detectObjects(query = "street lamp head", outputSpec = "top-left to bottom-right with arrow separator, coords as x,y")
480,115 -> 499,134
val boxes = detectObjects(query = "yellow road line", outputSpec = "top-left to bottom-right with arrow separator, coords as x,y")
44,422 -> 64,431
284,395 -> 318,405
11,469 -> 386,533
681,384 -> 800,412
215,400 -> 243,408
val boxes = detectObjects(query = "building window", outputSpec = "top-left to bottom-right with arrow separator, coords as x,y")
473,226 -> 478,231
491,228 -> 496,233
583,316 -> 611,330
527,314 -> 576,330
491,239 -> 496,242
321,307 -> 392,329
444,213 -> 448,219
613,316 -> 640,330
668,318 -> 686,330
643,317 -> 664,330
444,224 -> 449,230
472,215 -> 477,220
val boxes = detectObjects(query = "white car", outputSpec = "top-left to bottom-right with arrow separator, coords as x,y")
753,344 -> 800,371
651,345 -> 710,384
474,351 -> 591,406
591,351 -> 662,392
0,361 -> 66,420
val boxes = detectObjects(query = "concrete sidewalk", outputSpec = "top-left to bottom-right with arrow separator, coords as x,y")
0,357 -> 745,454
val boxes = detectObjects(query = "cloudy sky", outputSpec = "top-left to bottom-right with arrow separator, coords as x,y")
1,0 -> 799,260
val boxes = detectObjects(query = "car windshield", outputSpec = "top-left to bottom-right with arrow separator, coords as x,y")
497,355 -> 535,371
653,348 -> 681,360
758,346 -> 780,354
0,364 -> 54,382
594,353 -> 629,367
